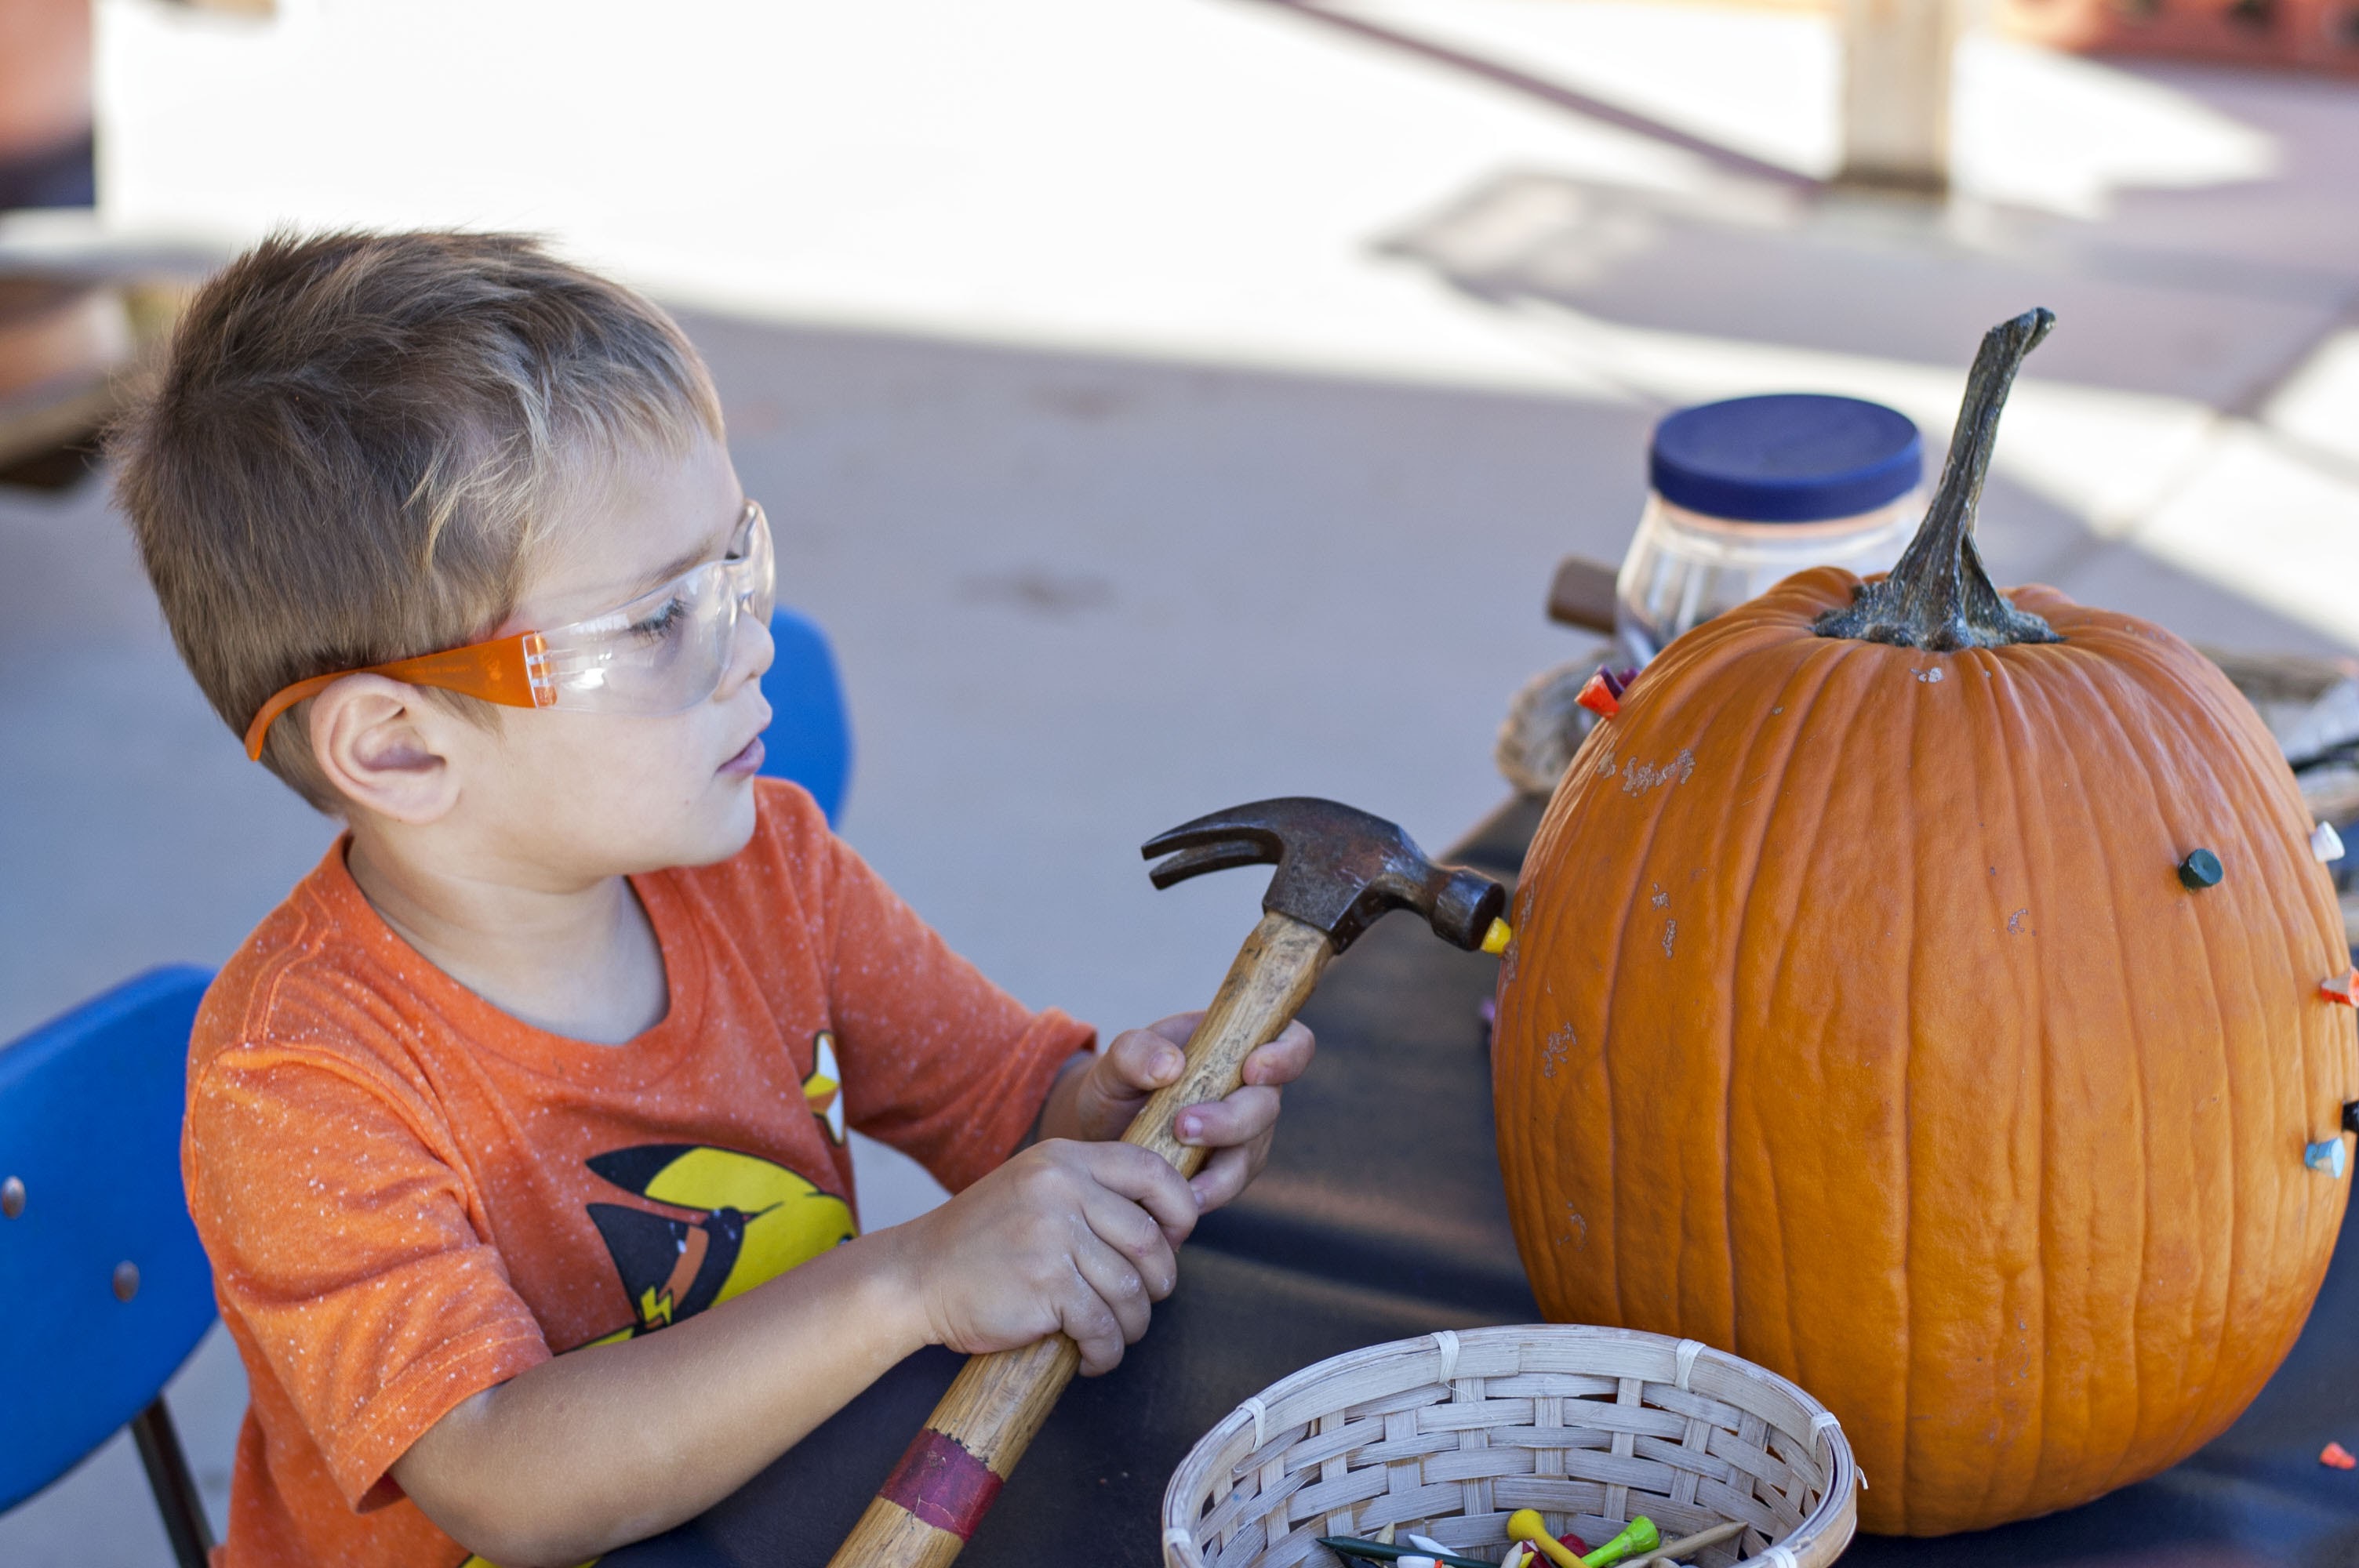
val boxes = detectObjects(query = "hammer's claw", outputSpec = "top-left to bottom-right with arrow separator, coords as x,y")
1141,806 -> 1293,858
1144,837 -> 1277,891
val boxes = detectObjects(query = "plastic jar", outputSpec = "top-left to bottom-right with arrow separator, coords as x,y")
1616,393 -> 1924,670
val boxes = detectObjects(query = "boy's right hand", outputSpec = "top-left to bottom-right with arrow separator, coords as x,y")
891,1138 -> 1198,1376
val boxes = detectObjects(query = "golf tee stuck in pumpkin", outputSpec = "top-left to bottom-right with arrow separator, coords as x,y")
1492,309 -> 2358,1535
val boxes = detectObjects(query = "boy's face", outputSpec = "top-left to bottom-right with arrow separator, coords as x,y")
453,431 -> 775,884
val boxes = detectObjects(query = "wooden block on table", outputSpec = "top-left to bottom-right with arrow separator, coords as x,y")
1547,554 -> 1619,635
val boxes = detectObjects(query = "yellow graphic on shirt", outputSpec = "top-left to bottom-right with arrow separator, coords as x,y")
803,1030 -> 845,1144
452,1147 -> 852,1567
581,1143 -> 856,1345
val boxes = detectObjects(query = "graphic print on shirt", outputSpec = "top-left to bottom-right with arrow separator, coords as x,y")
802,1029 -> 845,1144
581,1143 -> 855,1344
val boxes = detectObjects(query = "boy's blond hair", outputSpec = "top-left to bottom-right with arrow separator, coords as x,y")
113,230 -> 725,809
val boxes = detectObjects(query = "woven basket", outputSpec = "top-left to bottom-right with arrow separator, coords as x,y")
1162,1325 -> 1857,1568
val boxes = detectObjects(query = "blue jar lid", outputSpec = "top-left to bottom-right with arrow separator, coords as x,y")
1648,394 -> 1921,523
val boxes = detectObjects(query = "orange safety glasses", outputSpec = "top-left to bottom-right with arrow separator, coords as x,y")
242,499 -> 775,760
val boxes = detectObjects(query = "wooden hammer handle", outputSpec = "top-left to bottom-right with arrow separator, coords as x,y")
1122,910 -> 1334,1176
827,909 -> 1335,1568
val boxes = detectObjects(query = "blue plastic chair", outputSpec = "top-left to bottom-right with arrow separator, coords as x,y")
760,607 -> 853,826
1,965 -> 218,1568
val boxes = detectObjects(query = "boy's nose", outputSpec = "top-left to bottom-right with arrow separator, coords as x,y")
729,607 -> 776,691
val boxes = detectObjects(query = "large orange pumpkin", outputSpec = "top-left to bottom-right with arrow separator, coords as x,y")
1494,310 -> 2355,1534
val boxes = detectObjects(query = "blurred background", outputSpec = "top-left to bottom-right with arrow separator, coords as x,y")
3,0 -> 2356,1561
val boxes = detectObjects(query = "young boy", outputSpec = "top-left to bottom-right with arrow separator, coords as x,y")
114,230 -> 1314,1568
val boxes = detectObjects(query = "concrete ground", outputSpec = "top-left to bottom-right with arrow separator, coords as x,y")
5,1 -> 2357,1562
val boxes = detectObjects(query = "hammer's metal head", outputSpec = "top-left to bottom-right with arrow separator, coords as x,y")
1142,797 -> 1506,954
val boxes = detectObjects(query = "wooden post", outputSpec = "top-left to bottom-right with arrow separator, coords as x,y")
1837,0 -> 1969,194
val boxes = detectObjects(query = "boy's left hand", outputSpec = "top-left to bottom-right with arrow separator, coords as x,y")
1047,1014 -> 1315,1212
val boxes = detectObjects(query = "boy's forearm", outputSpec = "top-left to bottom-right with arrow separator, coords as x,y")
391,1227 -> 929,1568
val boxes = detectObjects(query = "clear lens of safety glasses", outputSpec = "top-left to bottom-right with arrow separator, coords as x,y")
529,499 -> 776,716
238,501 -> 778,760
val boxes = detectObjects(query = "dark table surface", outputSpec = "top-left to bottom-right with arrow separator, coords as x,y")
611,797 -> 2359,1568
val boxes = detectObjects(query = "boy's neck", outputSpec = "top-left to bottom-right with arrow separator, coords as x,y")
343,826 -> 670,1047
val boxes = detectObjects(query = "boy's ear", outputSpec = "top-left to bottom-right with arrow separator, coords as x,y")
306,674 -> 463,824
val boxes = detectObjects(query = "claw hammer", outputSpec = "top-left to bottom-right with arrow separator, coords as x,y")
827,796 -> 1510,1567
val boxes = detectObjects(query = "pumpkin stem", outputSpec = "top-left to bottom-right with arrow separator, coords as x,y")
1814,309 -> 2063,652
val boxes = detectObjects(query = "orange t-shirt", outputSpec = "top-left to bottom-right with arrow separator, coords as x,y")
184,779 -> 1091,1568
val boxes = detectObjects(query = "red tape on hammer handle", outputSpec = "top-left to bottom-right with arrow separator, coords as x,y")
830,1336 -> 1078,1566
877,1428 -> 1003,1540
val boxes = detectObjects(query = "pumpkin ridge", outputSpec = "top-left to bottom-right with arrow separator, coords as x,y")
1988,647 -> 2064,1526
1745,637 -> 1868,1367
1518,698 -> 1644,1318
1717,655 -> 1821,1386
2061,657 -> 2179,1510
1998,652 -> 2108,1524
1624,612 -> 1793,723
1708,636 -> 1867,1352
2096,624 -> 2282,768
1747,639 -> 1903,1484
1956,641 -> 2039,1528
2138,670 -> 2308,1189
2035,641 -> 2292,1508
1732,639 -> 1863,1360
1899,636 -> 1931,1526
2030,652 -> 2165,1508
2094,646 -> 2272,1480
1601,649 -> 1772,1330
1752,564 -> 1877,631
2128,677 -> 2252,1490
1542,755 -> 1627,1327
1512,708 -> 1649,1302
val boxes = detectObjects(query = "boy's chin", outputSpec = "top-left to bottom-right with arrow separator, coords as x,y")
510,771 -> 763,877
656,775 -> 764,869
